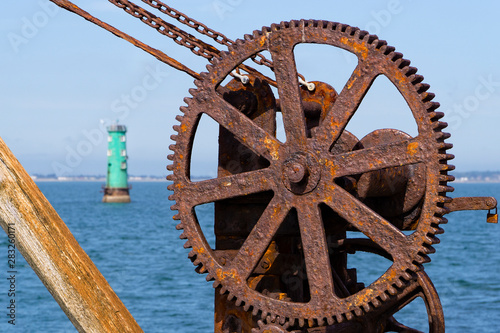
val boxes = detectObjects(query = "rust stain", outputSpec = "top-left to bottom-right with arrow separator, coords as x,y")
407,141 -> 419,156
340,36 -> 368,59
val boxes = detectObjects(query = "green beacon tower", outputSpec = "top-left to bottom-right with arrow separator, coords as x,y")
102,123 -> 131,203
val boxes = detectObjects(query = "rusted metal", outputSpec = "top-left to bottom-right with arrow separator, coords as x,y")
49,0 -> 202,79
445,196 -> 497,212
168,20 -> 457,331
24,2 -> 498,330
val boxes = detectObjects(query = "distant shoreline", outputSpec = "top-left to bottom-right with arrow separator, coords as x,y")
31,177 -> 500,184
33,177 -> 167,182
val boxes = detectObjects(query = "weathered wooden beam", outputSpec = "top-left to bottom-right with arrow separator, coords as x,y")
0,137 -> 143,332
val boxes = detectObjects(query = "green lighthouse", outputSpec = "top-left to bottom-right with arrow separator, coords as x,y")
102,123 -> 131,203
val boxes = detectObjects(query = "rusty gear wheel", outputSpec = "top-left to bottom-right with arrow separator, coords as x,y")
168,20 -> 454,327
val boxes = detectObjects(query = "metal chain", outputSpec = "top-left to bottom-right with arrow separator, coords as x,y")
140,0 -> 274,70
109,0 -> 221,61
108,0 -> 278,86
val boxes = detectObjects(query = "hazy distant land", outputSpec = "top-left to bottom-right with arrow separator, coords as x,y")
30,171 -> 500,183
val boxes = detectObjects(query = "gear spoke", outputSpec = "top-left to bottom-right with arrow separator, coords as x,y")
229,195 -> 291,280
200,92 -> 281,162
171,20 -> 451,325
315,61 -> 379,151
269,41 -> 308,146
330,136 -> 427,178
324,184 -> 411,258
180,168 -> 275,207
296,198 -> 336,302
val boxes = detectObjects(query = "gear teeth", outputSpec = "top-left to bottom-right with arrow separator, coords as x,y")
372,297 -> 381,308
426,101 -> 440,112
183,240 -> 192,249
437,195 -> 453,203
327,316 -> 335,326
167,154 -> 175,161
402,271 -> 413,281
280,21 -> 290,29
405,66 -> 418,77
411,74 -> 424,84
435,131 -> 451,141
440,163 -> 455,172
219,286 -> 228,295
395,57 -> 411,69
387,285 -> 397,295
394,278 -> 404,289
424,235 -> 438,248
438,142 -> 453,150
354,308 -> 363,316
179,232 -> 187,240
421,92 -> 435,102
352,28 -> 363,39
379,292 -> 389,301
362,302 -> 371,312
415,83 -> 430,93
252,307 -> 259,316
373,38 -> 387,49
235,299 -> 243,307
252,29 -> 263,40
298,318 -> 305,328
213,280 -> 221,289
434,206 -> 448,216
167,184 -> 175,191
172,214 -> 181,220
380,44 -> 395,55
170,203 -> 179,210
243,303 -> 251,312
196,265 -> 207,274
437,185 -> 454,193
188,250 -> 197,259
166,166 -> 174,173
439,174 -> 455,182
391,52 -> 403,62
434,121 -> 448,130
345,311 -> 354,321
205,273 -> 214,282
439,153 -> 455,162
438,216 -> 448,224
200,70 -> 211,79
429,111 -> 445,120
175,222 -> 183,230
335,313 -> 345,324
434,226 -> 445,234
416,253 -> 431,264
357,30 -> 370,41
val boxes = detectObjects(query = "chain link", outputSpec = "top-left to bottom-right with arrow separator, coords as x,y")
108,0 -> 279,86
109,0 -> 221,61
140,0 -> 275,70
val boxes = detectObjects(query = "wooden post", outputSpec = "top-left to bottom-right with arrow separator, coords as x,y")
0,137 -> 143,332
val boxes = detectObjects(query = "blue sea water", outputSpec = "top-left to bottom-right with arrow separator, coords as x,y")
0,181 -> 499,332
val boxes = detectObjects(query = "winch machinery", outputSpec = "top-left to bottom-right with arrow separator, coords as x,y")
46,1 -> 499,332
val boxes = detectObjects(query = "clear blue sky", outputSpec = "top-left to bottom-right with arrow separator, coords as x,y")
1,1 -> 499,177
